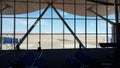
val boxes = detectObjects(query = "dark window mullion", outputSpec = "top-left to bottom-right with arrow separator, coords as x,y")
0,1 -> 2,50
106,0 -> 109,44
63,0 -> 65,49
74,0 -> 76,49
96,0 -> 98,48
13,0 -> 16,50
51,7 -> 53,49
27,0 -> 29,50
85,0 -> 87,48
39,0 -> 41,49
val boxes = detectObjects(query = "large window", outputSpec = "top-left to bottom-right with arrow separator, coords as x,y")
0,0 -> 116,50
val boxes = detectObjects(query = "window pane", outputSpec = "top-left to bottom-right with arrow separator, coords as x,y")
2,18 -> 14,50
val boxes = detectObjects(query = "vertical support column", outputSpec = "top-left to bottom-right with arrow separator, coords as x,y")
112,0 -> 120,46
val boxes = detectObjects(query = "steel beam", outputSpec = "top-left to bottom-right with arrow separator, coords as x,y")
16,3 -> 50,50
88,9 -> 115,26
114,0 -> 119,24
87,0 -> 120,6
51,4 -> 85,49
0,5 -> 10,12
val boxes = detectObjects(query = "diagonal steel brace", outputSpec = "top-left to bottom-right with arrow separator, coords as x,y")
51,4 -> 85,49
16,3 -> 51,50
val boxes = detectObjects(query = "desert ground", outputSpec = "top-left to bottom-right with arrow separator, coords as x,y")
2,34 -> 112,50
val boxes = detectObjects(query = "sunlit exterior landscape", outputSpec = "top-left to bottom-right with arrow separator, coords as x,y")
2,33 -> 112,50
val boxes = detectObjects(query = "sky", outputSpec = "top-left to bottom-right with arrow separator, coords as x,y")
2,8 -> 115,34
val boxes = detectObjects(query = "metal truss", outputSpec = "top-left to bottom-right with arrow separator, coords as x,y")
16,3 -> 85,50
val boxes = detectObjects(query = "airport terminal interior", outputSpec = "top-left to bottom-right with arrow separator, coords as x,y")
0,0 -> 120,68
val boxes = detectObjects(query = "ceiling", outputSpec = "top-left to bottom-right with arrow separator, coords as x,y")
0,0 -> 118,16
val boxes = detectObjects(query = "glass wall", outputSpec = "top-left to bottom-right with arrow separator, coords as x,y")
0,0 -> 116,50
